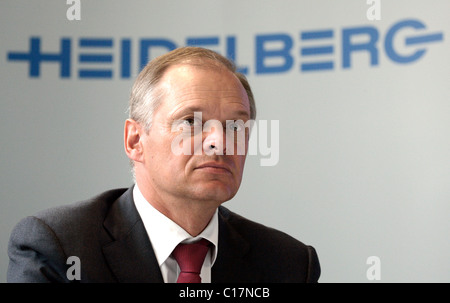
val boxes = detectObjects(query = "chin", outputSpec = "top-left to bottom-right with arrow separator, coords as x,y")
194,182 -> 239,203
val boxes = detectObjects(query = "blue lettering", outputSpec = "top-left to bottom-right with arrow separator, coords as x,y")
8,37 -> 71,77
121,39 -> 131,78
256,34 -> 293,74
300,29 -> 334,72
186,37 -> 219,48
5,19 -> 443,79
140,39 -> 177,71
342,26 -> 379,68
384,19 -> 442,64
78,38 -> 113,78
226,36 -> 249,75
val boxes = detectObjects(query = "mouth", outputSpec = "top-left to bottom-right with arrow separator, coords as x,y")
195,162 -> 232,175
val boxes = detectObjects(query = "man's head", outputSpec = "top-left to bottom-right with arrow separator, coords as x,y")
124,47 -> 256,209
128,47 -> 256,131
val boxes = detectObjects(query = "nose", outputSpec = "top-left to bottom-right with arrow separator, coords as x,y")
202,120 -> 226,156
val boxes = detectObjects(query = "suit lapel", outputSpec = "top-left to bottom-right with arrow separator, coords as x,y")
101,186 -> 163,283
100,189 -> 258,283
212,206 -> 261,282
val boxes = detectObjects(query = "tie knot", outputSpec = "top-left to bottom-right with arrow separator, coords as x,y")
172,238 -> 211,283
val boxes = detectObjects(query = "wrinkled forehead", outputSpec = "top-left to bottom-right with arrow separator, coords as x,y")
174,57 -> 233,71
157,64 -> 250,117
160,63 -> 246,96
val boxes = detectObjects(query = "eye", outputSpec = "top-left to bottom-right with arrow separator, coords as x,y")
182,117 -> 202,127
176,116 -> 203,136
227,121 -> 244,132
182,118 -> 195,126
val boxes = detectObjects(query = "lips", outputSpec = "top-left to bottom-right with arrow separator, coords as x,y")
195,162 -> 232,174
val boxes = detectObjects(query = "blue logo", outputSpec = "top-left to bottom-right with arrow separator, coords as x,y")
6,18 -> 444,79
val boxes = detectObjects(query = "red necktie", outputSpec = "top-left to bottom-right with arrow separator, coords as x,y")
172,238 -> 211,283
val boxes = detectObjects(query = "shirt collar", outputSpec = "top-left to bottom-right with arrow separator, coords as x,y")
133,184 -> 218,267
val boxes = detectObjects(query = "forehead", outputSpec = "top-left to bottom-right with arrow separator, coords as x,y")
157,64 -> 250,116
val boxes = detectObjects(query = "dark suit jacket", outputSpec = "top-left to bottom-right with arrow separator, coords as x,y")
7,186 -> 320,283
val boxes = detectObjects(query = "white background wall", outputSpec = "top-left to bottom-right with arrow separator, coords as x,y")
1,0 -> 449,282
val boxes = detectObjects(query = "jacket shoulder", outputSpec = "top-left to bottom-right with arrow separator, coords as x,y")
219,206 -> 308,248
32,187 -> 129,231
7,187 -> 130,282
218,206 -> 321,282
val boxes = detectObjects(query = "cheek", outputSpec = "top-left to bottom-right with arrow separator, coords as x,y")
232,155 -> 247,178
143,134 -> 172,167
147,137 -> 192,174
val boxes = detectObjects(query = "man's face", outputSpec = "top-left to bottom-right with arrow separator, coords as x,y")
136,64 -> 251,206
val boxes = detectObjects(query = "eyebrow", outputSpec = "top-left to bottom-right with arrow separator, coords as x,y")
172,106 -> 250,120
170,106 -> 204,119
232,110 -> 251,119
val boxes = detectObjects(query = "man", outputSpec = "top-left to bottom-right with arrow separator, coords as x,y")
7,47 -> 320,283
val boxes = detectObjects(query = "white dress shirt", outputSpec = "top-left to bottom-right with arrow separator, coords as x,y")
133,184 -> 218,283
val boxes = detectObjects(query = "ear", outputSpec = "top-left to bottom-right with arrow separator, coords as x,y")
124,119 -> 144,163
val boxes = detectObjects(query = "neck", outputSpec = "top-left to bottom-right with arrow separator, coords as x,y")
136,181 -> 219,236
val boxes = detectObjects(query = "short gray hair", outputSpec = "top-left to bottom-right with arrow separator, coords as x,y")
128,46 -> 256,131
